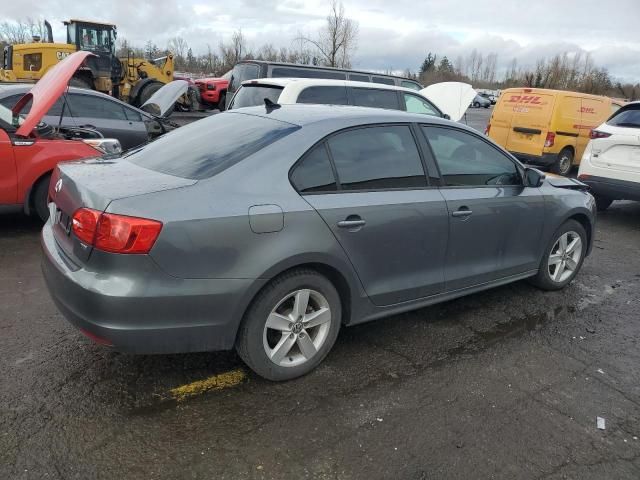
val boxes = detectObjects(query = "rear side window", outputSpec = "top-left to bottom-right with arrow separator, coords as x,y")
372,76 -> 395,85
229,63 -> 260,93
126,113 -> 300,180
349,74 -> 370,82
231,85 -> 283,109
351,88 -> 401,110
422,126 -> 520,187
271,67 -> 346,80
297,86 -> 348,105
607,104 -> 640,128
290,144 -> 337,193
327,125 -> 426,190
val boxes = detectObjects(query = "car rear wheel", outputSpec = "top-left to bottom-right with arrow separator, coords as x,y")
594,195 -> 613,211
217,92 -> 226,111
552,148 -> 573,176
236,269 -> 341,381
474,102 -> 480,108
33,173 -> 52,222
530,219 -> 587,291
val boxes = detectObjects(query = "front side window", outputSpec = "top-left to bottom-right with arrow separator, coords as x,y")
422,126 -> 521,187
290,143 -> 337,193
230,85 -> 283,109
327,125 -> 426,190
229,63 -> 260,93
403,94 -> 440,116
372,76 -> 395,85
68,94 -> 127,120
351,88 -> 400,110
297,86 -> 348,105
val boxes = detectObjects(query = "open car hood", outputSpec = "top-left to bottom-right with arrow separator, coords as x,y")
420,82 -> 477,122
140,80 -> 188,117
14,51 -> 94,137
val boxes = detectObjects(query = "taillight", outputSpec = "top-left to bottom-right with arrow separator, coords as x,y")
484,123 -> 491,136
544,132 -> 555,148
590,129 -> 611,139
72,208 -> 162,254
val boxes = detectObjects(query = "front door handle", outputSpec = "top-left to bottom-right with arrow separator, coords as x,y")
452,208 -> 473,218
338,216 -> 366,229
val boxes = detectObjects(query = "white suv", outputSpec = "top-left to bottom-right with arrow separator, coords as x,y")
228,78 -> 476,122
578,102 -> 640,211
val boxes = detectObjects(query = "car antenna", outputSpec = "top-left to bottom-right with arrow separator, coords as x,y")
264,97 -> 281,112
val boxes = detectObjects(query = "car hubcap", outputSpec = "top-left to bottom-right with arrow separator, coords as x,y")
548,231 -> 583,283
559,155 -> 571,174
263,289 -> 331,368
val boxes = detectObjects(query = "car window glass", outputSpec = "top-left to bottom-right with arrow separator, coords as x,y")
0,93 -> 66,116
290,143 -> 337,193
68,94 -> 127,120
271,67 -> 346,80
351,88 -> 401,110
123,106 -> 143,122
372,76 -> 395,85
349,74 -> 369,82
422,126 -> 521,187
401,81 -> 421,91
231,85 -> 283,109
297,86 -> 348,105
327,125 -> 426,190
229,63 -> 260,92
607,105 -> 640,128
403,94 -> 439,116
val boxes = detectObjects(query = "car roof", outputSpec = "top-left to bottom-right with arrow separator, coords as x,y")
241,77 -> 420,95
230,103 -> 457,130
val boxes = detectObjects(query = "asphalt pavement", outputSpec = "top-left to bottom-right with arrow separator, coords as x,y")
2,106 -> 640,479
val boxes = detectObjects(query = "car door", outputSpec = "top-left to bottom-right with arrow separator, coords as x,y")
292,124 -> 449,306
67,93 -> 148,150
421,125 -> 546,291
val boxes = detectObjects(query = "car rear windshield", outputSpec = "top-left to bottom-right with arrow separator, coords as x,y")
231,85 -> 283,109
125,112 -> 299,180
607,105 -> 640,128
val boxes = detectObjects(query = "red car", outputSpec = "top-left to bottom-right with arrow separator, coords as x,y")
0,51 -> 119,221
194,73 -> 230,111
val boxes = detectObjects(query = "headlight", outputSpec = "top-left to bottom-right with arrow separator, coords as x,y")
83,138 -> 122,155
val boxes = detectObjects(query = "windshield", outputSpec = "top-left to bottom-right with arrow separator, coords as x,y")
607,105 -> 640,128
125,111 -> 299,179
230,85 -> 283,109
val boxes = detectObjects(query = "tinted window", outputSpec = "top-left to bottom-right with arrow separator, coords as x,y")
327,125 -> 426,190
372,76 -> 395,85
297,86 -> 348,105
229,63 -> 260,93
123,106 -> 142,122
351,88 -> 400,110
349,74 -> 370,82
422,126 -> 520,187
271,67 -> 346,80
403,94 -> 440,116
607,104 -> 640,128
68,94 -> 127,120
290,144 -> 337,193
231,85 -> 283,109
0,93 -> 65,116
126,112 -> 299,180
401,80 -> 421,91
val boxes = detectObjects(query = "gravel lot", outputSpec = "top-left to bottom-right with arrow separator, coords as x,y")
2,106 -> 639,479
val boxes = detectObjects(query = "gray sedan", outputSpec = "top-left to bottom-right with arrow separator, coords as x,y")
41,105 -> 596,381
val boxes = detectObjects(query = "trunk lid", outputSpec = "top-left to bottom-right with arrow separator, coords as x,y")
49,158 -> 195,263
591,124 -> 640,174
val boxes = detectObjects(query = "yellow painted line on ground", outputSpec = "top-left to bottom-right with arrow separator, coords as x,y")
170,369 -> 247,401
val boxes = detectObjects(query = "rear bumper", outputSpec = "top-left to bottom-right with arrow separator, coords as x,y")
41,223 -> 265,354
511,151 -> 557,167
580,175 -> 640,201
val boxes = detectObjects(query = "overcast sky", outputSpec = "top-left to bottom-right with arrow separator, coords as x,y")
5,0 -> 640,81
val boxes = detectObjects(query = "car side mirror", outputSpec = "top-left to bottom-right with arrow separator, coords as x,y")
443,113 -> 451,120
523,168 -> 545,187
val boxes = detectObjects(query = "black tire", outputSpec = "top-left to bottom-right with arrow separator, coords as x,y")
484,104 -> 490,108
236,269 -> 342,381
551,148 -> 574,176
217,92 -> 226,112
529,219 -> 587,291
474,102 -> 480,108
69,77 -> 92,89
137,82 -> 163,106
33,173 -> 52,222
594,195 -> 613,211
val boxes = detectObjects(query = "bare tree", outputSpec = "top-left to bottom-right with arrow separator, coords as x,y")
0,20 -> 32,44
298,0 -> 358,68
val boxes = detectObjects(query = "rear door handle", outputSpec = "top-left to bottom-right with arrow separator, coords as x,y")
452,209 -> 473,218
337,216 -> 366,229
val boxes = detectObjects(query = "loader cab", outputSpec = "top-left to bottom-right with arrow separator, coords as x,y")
64,20 -> 122,93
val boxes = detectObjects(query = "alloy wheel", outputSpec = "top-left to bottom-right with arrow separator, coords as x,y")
263,289 -> 332,368
547,231 -> 583,283
558,153 -> 572,175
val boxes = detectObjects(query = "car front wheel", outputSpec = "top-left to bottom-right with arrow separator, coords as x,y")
530,219 -> 587,291
236,269 -> 341,381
